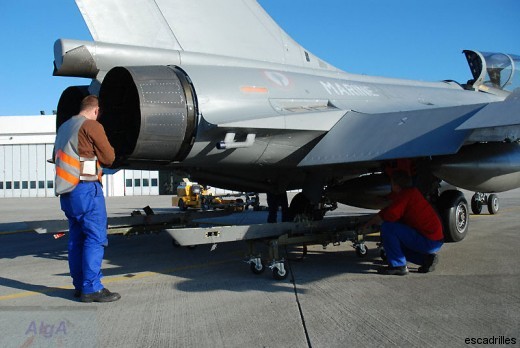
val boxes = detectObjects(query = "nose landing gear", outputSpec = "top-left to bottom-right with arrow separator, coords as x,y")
471,192 -> 499,215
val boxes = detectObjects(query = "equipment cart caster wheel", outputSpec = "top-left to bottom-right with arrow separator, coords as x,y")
250,260 -> 265,274
272,266 -> 288,280
355,244 -> 368,258
270,260 -> 288,280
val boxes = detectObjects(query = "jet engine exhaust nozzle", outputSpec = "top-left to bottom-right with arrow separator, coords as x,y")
99,65 -> 198,167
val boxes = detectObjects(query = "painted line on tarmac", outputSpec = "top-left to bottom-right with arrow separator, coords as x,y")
102,258 -> 237,285
0,258 -> 237,302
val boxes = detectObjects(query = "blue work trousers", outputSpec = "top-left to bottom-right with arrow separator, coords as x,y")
60,181 -> 108,294
381,222 -> 443,267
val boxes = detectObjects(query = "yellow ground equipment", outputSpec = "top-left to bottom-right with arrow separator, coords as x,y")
172,179 -> 258,212
171,179 -> 206,211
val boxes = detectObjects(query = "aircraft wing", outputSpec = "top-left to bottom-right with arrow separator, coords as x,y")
456,89 -> 520,142
298,98 -> 520,167
75,0 -> 334,71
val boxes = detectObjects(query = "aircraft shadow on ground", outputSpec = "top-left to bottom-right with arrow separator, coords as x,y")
0,229 -> 387,299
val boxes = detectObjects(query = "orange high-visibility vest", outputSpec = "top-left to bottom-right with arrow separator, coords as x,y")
54,116 -> 101,195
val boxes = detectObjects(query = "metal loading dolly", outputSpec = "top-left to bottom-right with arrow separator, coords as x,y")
168,214 -> 379,280
11,205 -> 383,280
244,217 -> 377,280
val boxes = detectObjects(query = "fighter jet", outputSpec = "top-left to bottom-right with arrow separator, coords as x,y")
53,0 -> 520,243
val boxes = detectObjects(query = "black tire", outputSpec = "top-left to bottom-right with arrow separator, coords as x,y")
355,245 -> 368,258
289,192 -> 312,219
272,264 -> 288,280
487,194 -> 499,214
438,190 -> 469,243
288,192 -> 324,221
178,199 -> 187,211
250,262 -> 265,275
471,194 -> 482,215
235,198 -> 244,212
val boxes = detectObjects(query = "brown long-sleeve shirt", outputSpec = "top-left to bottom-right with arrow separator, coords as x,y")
77,119 -> 115,167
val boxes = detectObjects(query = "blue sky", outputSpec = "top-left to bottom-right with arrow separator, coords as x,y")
1,0 -> 519,116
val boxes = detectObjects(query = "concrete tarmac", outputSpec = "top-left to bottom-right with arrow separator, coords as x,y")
0,191 -> 519,347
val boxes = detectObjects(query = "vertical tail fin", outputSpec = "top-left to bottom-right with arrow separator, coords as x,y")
75,0 -> 336,70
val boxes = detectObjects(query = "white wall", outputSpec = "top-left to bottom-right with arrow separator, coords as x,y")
122,170 -> 159,196
0,115 -> 158,198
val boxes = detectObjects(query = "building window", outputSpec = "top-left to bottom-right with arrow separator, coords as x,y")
143,179 -> 149,187
47,180 -> 54,189
0,182 -> 3,190
125,179 -> 132,187
14,182 -> 20,189
151,178 -> 158,187
22,181 -> 28,189
134,179 -> 141,187
30,181 -> 36,189
38,181 -> 45,189
6,182 -> 12,189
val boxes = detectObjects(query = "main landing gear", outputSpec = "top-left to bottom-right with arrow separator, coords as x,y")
437,190 -> 469,242
471,192 -> 499,215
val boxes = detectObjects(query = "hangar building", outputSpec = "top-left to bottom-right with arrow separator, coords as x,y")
0,115 -> 159,198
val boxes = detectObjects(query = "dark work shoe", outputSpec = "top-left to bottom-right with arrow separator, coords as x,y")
81,288 -> 121,303
418,254 -> 439,273
74,289 -> 81,298
377,265 -> 409,276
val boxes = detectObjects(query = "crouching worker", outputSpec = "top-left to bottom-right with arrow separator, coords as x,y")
53,95 -> 121,302
364,170 -> 444,275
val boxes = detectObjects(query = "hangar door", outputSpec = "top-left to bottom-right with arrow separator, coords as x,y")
0,144 -> 55,198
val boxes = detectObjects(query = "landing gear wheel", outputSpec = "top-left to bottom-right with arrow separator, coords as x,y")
289,192 -> 324,221
272,265 -> 288,280
487,194 -> 499,214
250,261 -> 265,274
471,194 -> 483,215
438,190 -> 469,243
289,192 -> 312,221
